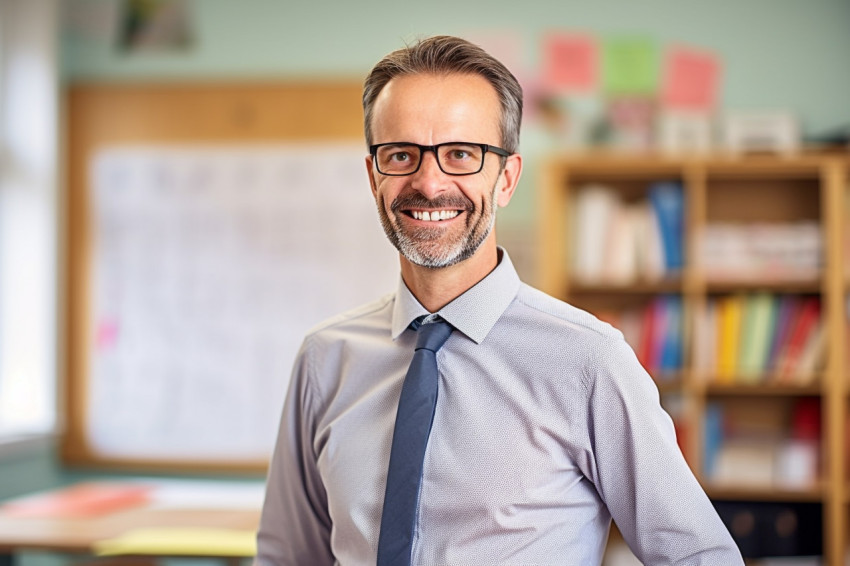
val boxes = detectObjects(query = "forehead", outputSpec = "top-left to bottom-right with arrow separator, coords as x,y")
370,73 -> 502,144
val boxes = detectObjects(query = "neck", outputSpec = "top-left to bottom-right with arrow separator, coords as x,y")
399,236 -> 500,313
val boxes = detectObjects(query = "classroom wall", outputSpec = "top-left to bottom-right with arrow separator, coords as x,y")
59,0 -> 850,249
3,0 -> 850,497
62,0 -> 850,136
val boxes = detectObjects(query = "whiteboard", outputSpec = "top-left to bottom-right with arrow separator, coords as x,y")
86,144 -> 398,461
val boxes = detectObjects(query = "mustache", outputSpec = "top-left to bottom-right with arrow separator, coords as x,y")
390,192 -> 474,213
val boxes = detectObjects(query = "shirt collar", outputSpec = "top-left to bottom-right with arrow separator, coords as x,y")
390,247 -> 521,344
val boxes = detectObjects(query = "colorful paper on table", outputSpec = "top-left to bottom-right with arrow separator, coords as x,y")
94,527 -> 257,557
602,37 -> 658,95
542,32 -> 598,92
1,482 -> 150,518
145,478 -> 266,509
662,45 -> 720,111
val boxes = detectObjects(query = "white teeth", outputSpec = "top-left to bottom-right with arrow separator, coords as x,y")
412,210 -> 460,222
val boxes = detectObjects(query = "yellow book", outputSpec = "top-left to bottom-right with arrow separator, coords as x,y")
94,527 -> 256,557
716,295 -> 743,383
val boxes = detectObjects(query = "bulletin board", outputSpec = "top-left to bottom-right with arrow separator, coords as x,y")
63,81 -> 399,473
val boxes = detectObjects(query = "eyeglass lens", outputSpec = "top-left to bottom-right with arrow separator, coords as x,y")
375,143 -> 484,175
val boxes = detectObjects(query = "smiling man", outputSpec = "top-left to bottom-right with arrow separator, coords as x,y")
255,36 -> 743,566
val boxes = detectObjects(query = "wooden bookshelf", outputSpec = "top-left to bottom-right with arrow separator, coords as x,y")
538,152 -> 848,565
705,382 -> 824,396
706,483 -> 826,503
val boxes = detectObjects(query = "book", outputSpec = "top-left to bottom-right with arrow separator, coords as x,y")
634,201 -> 666,281
767,295 -> 799,374
738,293 -> 776,382
1,482 -> 151,518
792,321 -> 826,384
693,299 -> 717,378
637,300 -> 657,372
650,297 -> 670,375
774,398 -> 821,488
648,181 -> 685,273
790,397 -> 820,441
572,184 -> 620,282
95,527 -> 256,557
659,295 -> 683,374
715,295 -> 743,383
600,203 -> 639,284
713,439 -> 779,487
701,222 -> 821,282
775,298 -> 821,382
737,295 -> 759,382
703,402 -> 724,478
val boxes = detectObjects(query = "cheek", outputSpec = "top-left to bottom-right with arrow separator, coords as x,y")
464,177 -> 499,208
374,179 -> 402,209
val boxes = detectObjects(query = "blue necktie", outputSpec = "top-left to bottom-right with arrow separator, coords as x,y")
377,318 -> 454,566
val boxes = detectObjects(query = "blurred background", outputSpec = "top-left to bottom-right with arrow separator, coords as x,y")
1,0 -> 849,565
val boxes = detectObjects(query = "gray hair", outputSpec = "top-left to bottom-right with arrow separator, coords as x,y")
363,35 -> 523,154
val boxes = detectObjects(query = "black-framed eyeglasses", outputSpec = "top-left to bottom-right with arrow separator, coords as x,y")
369,142 -> 511,176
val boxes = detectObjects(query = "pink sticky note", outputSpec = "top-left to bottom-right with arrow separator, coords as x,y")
662,46 -> 720,111
542,33 -> 598,93
96,319 -> 120,350
517,72 -> 545,121
462,30 -> 524,79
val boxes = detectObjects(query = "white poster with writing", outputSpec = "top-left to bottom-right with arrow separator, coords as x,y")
88,145 -> 398,461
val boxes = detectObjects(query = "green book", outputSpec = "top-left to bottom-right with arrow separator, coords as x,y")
738,293 -> 776,381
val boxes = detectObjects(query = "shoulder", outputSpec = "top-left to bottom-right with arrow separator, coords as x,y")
292,293 -> 395,398
513,283 -> 623,342
303,293 -> 395,344
509,283 -> 645,390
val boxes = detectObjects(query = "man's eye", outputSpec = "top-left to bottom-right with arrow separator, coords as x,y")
389,152 -> 411,162
443,145 -> 478,161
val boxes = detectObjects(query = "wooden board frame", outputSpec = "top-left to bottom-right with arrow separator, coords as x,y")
63,81 -> 365,473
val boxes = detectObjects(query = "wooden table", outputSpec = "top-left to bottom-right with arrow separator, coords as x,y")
0,485 -> 261,565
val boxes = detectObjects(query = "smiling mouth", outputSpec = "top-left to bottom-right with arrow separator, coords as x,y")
408,209 -> 461,222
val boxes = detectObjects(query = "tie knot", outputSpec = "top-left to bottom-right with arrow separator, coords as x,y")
414,319 -> 453,353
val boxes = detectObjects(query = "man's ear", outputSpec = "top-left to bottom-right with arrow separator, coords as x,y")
365,155 -> 378,198
496,153 -> 522,208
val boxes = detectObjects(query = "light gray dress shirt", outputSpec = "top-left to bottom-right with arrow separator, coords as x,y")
256,249 -> 743,566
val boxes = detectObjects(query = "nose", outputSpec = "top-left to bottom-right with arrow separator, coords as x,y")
410,149 -> 448,198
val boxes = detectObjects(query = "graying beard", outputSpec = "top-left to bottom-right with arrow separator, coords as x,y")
397,211 -> 495,268
382,186 -> 498,269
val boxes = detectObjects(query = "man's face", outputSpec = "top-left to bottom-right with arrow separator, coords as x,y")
366,73 -> 516,269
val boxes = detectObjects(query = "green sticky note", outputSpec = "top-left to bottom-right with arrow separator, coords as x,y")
603,37 -> 659,95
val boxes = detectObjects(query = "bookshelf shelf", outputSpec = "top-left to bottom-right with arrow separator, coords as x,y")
539,152 -> 848,564
705,484 -> 825,503
704,382 -> 823,396
704,279 -> 823,294
569,280 -> 683,295
654,377 -> 685,393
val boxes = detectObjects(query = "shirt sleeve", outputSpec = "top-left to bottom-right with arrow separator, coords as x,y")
583,336 -> 744,566
255,338 -> 335,566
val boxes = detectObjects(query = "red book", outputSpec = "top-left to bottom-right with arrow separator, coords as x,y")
767,295 -> 799,372
1,482 -> 151,518
790,398 -> 821,442
637,300 -> 657,372
776,298 -> 821,381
